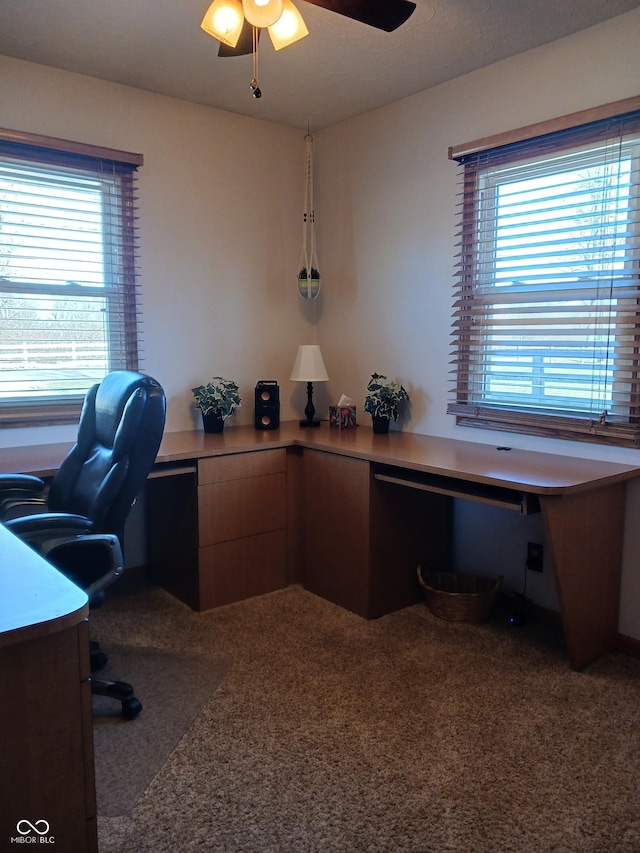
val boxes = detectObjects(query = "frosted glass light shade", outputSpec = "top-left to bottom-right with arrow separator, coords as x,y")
201,0 -> 244,47
242,0 -> 283,28
290,345 -> 329,382
268,0 -> 309,50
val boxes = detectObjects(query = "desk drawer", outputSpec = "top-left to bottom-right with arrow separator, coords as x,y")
198,448 -> 286,485
199,471 -> 286,546
199,529 -> 287,609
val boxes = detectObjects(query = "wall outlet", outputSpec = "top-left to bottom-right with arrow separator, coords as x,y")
527,541 -> 543,572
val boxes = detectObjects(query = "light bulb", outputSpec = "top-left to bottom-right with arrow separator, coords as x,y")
243,0 -> 283,28
201,0 -> 244,47
268,0 -> 308,50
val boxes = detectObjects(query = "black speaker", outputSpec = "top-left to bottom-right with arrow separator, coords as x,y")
255,380 -> 280,430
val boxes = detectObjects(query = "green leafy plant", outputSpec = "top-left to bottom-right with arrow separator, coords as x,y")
298,267 -> 320,280
191,377 -> 242,420
363,372 -> 410,421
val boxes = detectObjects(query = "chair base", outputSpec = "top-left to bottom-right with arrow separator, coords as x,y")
90,640 -> 142,720
90,640 -> 108,672
91,676 -> 142,720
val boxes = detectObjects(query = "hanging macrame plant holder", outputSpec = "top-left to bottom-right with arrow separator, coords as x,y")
298,132 -> 320,299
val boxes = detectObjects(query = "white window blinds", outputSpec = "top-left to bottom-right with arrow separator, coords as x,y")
448,106 -> 640,447
0,130 -> 142,426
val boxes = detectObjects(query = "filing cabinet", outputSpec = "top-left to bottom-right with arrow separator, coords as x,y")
197,448 -> 287,609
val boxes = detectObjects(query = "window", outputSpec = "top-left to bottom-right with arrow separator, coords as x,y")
448,99 -> 640,447
0,129 -> 142,426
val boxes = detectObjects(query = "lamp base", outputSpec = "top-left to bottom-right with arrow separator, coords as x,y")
299,381 -> 321,428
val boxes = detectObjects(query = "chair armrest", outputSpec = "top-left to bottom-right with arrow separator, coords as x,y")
0,473 -> 46,497
43,533 -> 125,602
4,512 -> 94,546
0,474 -> 46,519
6,514 -> 123,603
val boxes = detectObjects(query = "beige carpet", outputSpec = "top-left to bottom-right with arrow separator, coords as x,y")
92,645 -> 228,817
92,582 -> 640,853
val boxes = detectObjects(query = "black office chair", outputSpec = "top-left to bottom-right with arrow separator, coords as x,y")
0,370 -> 166,719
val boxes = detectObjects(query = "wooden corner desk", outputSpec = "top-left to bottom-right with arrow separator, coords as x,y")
2,422 -> 639,671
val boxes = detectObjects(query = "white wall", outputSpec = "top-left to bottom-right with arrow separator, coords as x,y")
314,9 -> 640,635
1,9 -> 640,635
0,54 -> 320,443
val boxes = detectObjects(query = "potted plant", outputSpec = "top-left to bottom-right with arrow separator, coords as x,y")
297,267 -> 320,299
363,372 -> 410,434
192,377 -> 242,433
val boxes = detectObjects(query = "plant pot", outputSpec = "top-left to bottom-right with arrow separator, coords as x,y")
202,412 -> 224,434
297,275 -> 320,300
371,415 -> 390,434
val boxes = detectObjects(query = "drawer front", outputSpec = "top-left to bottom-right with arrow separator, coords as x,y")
199,529 -> 287,609
198,448 -> 286,485
199,471 -> 286,546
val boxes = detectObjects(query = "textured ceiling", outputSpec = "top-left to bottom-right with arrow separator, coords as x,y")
0,0 -> 637,130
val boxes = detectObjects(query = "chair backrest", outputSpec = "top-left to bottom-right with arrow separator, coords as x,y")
48,371 -> 166,547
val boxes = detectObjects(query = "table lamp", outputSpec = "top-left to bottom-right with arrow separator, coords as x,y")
290,344 -> 329,427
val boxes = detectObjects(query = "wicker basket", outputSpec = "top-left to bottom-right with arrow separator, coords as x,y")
417,566 -> 502,623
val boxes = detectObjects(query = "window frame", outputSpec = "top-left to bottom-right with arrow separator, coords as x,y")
448,97 -> 640,448
0,128 -> 142,427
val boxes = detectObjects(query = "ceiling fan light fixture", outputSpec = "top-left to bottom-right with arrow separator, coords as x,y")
201,0 -> 245,47
242,0 -> 284,28
267,0 -> 309,50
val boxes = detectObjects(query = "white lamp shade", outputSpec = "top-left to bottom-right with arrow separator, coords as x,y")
290,345 -> 329,382
201,0 -> 244,47
242,0 -> 283,27
268,0 -> 309,50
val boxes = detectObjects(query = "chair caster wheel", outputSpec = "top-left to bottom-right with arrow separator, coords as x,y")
122,697 -> 142,720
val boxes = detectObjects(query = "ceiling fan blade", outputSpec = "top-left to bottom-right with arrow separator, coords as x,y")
218,20 -> 260,57
302,0 -> 416,32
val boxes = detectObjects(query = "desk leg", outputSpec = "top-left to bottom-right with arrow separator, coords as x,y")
540,482 -> 626,670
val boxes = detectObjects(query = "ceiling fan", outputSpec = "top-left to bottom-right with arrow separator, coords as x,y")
202,0 -> 417,58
